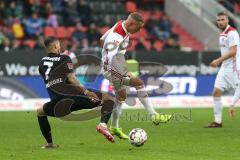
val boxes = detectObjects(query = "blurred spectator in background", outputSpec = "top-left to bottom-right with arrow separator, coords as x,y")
71,22 -> 88,51
0,0 -> 189,51
46,3 -> 58,28
218,0 -> 234,13
23,12 -> 44,39
163,34 -> 180,50
159,14 -> 172,35
77,0 -> 92,26
2,26 -> 13,43
35,35 -> 44,49
12,18 -> 24,39
146,15 -> 170,41
87,23 -> 101,47
0,31 -> 7,49
26,0 -> 46,17
0,28 -> 10,51
52,0 -> 64,14
63,0 -> 78,26
6,1 -> 23,20
0,15 -> 5,28
0,1 -> 8,20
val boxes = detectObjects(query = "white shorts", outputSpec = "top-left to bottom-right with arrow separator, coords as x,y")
102,54 -> 130,91
214,67 -> 237,91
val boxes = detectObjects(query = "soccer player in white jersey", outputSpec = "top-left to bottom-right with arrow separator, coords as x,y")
206,12 -> 240,128
100,12 -> 172,139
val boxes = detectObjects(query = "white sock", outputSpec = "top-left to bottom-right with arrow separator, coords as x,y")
111,101 -> 122,128
213,97 -> 222,124
231,85 -> 240,106
99,122 -> 107,128
136,87 -> 157,115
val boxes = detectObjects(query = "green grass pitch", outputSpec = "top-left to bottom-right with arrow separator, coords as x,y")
0,108 -> 240,160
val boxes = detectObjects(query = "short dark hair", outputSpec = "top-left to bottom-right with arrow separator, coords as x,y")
44,36 -> 58,48
217,12 -> 228,18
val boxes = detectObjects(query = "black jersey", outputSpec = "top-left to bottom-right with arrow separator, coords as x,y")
39,53 -> 73,100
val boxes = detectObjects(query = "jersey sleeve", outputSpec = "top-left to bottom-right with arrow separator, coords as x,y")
227,31 -> 239,47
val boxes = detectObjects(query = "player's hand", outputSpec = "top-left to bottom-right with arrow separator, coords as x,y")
210,59 -> 221,68
86,91 -> 100,102
228,106 -> 235,120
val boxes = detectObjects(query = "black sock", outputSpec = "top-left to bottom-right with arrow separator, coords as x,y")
37,116 -> 52,143
100,100 -> 114,124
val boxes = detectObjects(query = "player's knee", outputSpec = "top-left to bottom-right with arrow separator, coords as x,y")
212,88 -> 222,97
102,94 -> 115,110
130,77 -> 144,89
102,93 -> 114,102
37,106 -> 46,116
117,90 -> 126,101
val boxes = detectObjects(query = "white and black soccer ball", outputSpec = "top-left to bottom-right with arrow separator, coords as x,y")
128,128 -> 147,147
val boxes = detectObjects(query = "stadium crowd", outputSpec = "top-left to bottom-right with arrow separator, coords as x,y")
218,0 -> 240,15
0,0 -> 180,52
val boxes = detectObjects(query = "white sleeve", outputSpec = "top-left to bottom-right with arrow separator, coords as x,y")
228,31 -> 240,47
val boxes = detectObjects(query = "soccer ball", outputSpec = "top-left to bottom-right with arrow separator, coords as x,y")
128,128 -> 147,147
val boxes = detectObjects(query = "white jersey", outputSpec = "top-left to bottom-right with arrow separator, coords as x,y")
100,20 -> 129,66
214,25 -> 240,90
219,25 -> 240,69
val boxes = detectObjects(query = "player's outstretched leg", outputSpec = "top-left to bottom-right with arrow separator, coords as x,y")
37,104 -> 59,149
128,76 -> 172,125
205,87 -> 223,128
96,93 -> 115,142
109,89 -> 128,139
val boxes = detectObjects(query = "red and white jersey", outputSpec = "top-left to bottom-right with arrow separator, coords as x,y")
219,25 -> 240,69
100,20 -> 129,64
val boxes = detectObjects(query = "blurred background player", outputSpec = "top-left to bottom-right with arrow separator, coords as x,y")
100,12 -> 172,139
206,12 -> 240,128
37,37 -> 115,148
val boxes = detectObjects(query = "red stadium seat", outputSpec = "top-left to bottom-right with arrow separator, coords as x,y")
24,40 -> 36,49
56,26 -> 68,39
130,28 -> 148,39
80,26 -> 88,32
140,39 -> 151,51
125,1 -> 137,13
66,26 -> 87,37
139,28 -> 148,38
152,10 -> 162,20
99,26 -> 110,35
44,27 -> 55,37
67,26 -> 77,37
127,40 -> 138,51
140,10 -> 151,22
235,3 -> 240,14
13,39 -> 22,48
153,40 -> 164,52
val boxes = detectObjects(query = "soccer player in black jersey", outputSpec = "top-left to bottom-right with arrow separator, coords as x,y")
37,37 -> 115,149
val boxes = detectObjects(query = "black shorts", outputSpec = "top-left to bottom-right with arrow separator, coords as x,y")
43,89 -> 102,117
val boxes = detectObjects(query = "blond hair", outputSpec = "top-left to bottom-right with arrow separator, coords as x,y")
129,12 -> 144,23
